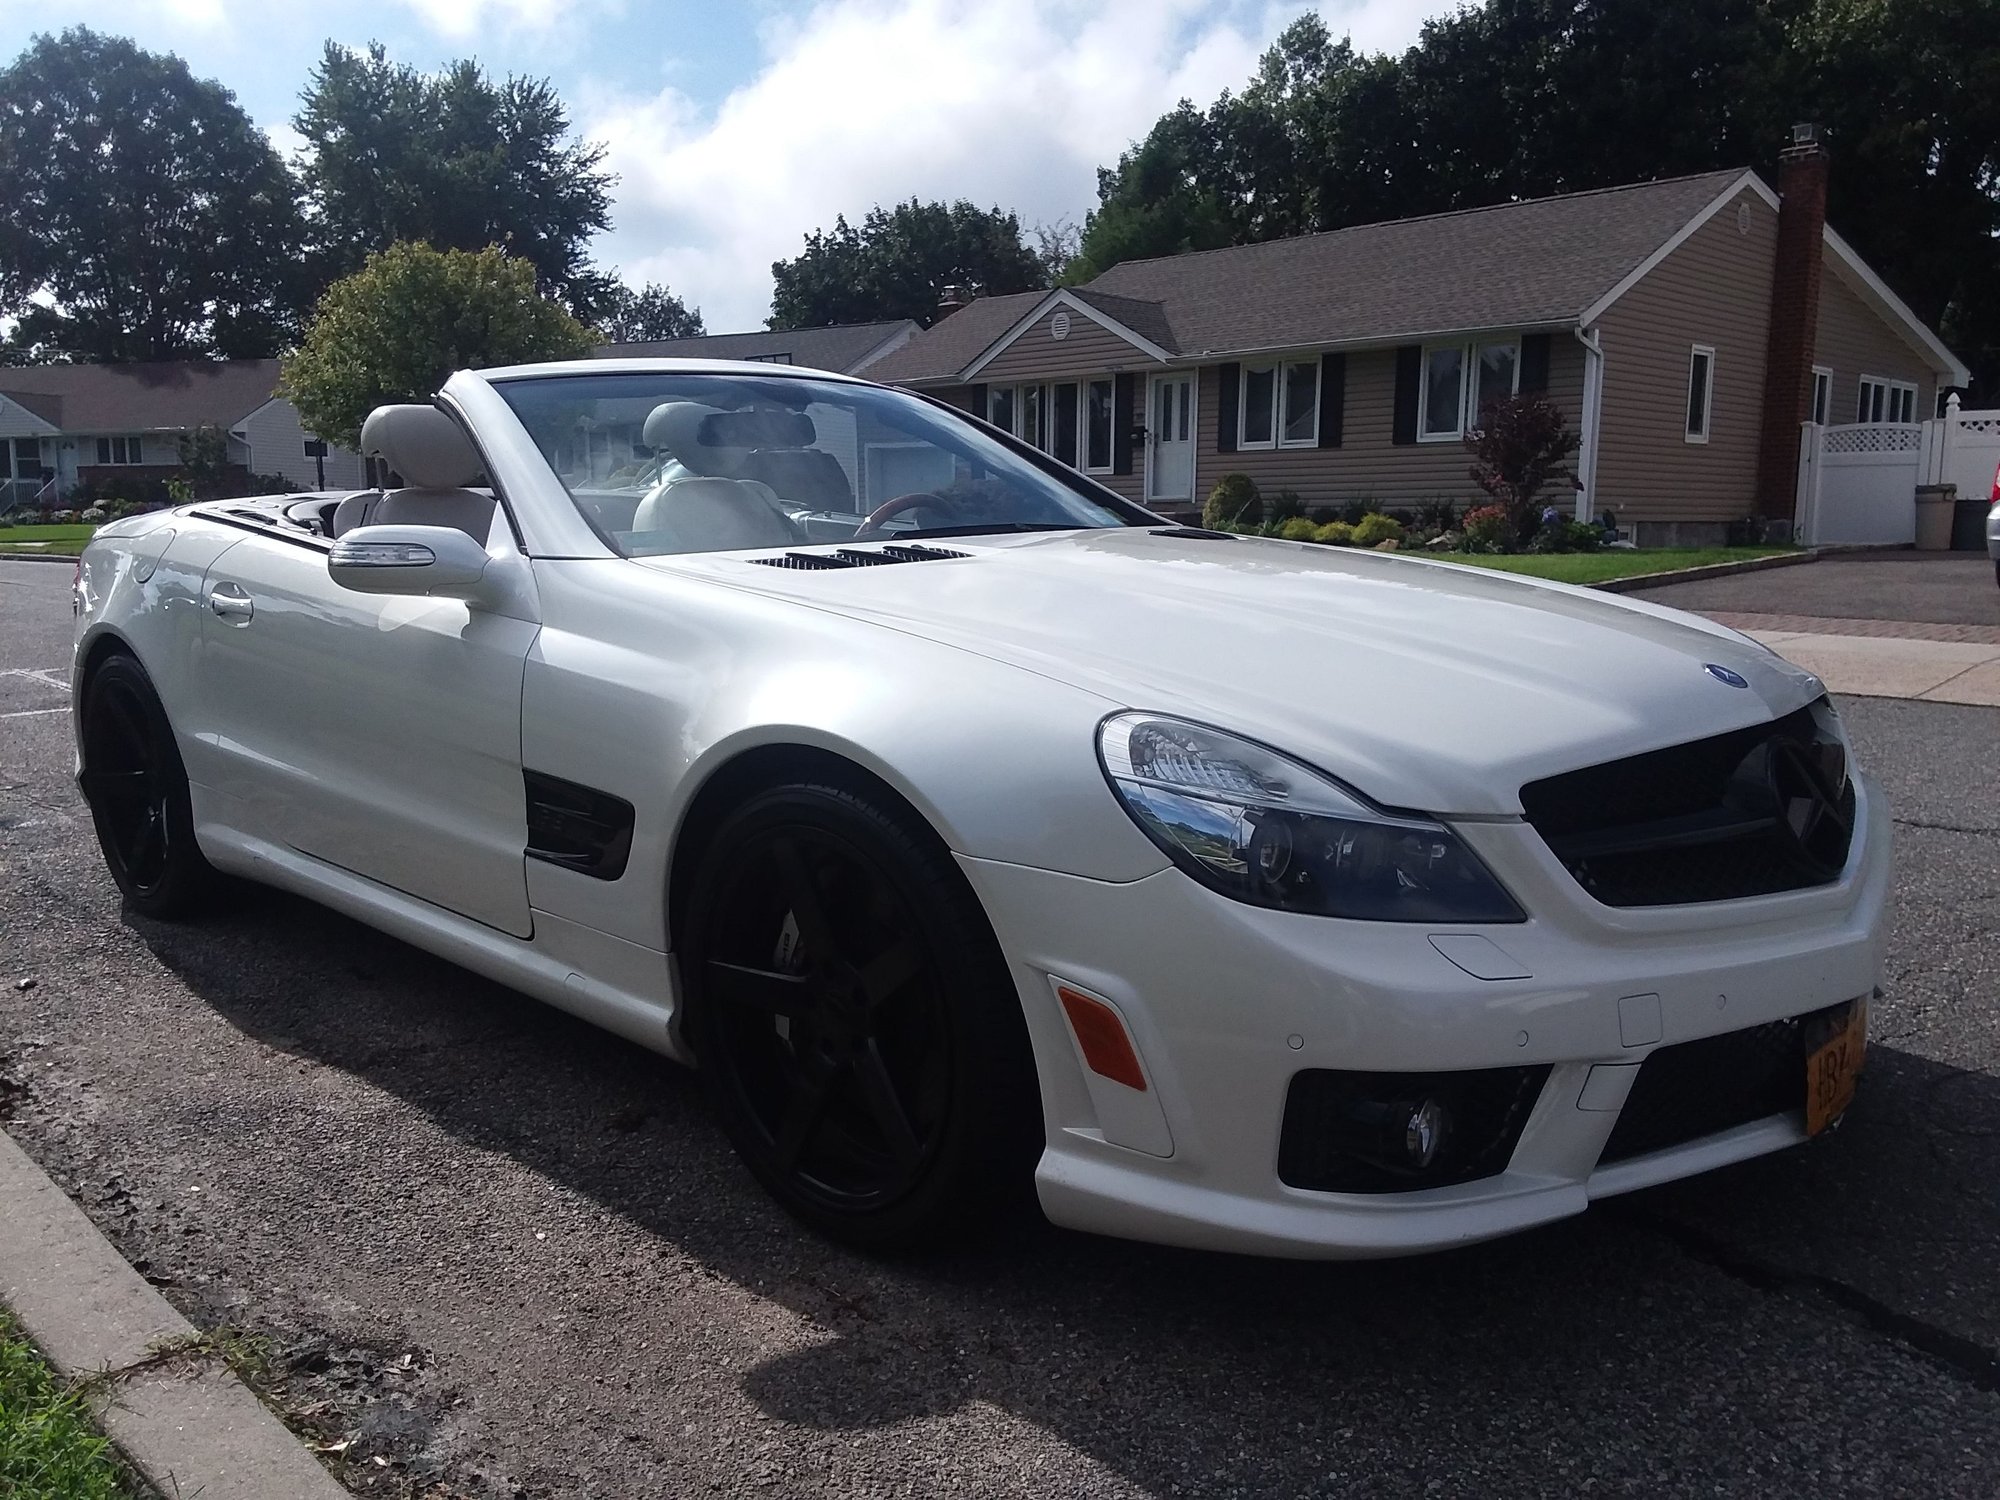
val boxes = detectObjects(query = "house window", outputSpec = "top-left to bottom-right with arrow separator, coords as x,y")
1085,379 -> 1113,472
1419,339 -> 1520,441
1240,364 -> 1277,447
743,352 -> 793,364
988,381 -> 1097,471
1280,360 -> 1319,446
1857,375 -> 1917,424
95,435 -> 145,465
1685,346 -> 1715,444
1811,366 -> 1833,426
1052,382 -> 1079,467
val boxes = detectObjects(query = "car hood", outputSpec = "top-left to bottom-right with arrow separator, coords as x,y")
647,529 -> 1826,817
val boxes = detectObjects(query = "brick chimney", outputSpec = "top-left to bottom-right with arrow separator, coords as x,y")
1754,125 -> 1829,522
935,284 -> 969,322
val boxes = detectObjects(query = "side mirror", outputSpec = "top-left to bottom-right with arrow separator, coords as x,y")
328,523 -> 492,598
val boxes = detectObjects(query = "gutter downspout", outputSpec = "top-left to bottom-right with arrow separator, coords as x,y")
1573,325 -> 1604,524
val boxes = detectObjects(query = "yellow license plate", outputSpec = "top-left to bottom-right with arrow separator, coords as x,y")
1805,998 -> 1868,1136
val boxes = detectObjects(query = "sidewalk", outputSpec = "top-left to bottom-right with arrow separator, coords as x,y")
1706,611 -> 2000,707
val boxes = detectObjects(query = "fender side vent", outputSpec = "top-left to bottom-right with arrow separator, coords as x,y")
525,770 -> 635,881
748,545 -> 968,570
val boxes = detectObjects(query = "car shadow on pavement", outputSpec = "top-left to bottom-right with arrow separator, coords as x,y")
138,881 -> 2000,1494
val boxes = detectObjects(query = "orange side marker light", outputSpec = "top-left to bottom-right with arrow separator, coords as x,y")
1056,986 -> 1148,1092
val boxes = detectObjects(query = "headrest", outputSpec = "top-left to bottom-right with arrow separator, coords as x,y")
643,402 -> 818,460
360,404 -> 483,489
643,402 -> 720,459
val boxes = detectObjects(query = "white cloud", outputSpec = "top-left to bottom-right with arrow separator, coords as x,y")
392,0 -> 598,41
586,0 -> 1442,332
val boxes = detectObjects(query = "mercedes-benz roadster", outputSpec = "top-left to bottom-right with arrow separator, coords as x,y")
70,360 -> 1885,1256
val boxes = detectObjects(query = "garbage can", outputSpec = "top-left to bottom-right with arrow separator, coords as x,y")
1952,495 -> 1989,551
1915,483 -> 1956,551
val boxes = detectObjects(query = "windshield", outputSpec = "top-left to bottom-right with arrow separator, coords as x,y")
492,370 -> 1150,557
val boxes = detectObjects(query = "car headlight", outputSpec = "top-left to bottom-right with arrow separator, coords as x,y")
1098,713 -> 1524,923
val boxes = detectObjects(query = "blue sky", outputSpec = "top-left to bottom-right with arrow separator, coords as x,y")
0,1 -> 1448,330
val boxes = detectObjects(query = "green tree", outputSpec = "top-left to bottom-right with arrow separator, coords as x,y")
0,27 -> 304,362
293,43 -> 616,319
769,200 -> 1046,329
597,281 -> 705,343
1082,2 -> 2000,396
281,243 -> 599,448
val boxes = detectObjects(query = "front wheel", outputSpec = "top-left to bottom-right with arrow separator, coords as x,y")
79,653 -> 226,920
683,780 -> 1041,1250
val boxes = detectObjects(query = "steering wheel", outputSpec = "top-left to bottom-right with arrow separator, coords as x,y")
852,491 -> 949,541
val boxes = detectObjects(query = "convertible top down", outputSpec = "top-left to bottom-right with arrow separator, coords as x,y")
70,359 -> 1886,1257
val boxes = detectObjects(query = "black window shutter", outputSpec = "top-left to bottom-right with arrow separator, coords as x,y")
1519,335 -> 1551,396
964,382 -> 987,418
1318,352 -> 1345,449
1217,363 -> 1240,452
1392,346 -> 1421,446
1112,374 -> 1135,475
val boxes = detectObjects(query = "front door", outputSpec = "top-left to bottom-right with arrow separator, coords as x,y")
1147,374 -> 1194,505
195,531 -> 538,936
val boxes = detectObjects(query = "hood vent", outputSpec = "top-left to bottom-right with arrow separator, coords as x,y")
748,545 -> 969,570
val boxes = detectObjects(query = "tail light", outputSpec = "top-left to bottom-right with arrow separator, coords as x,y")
1990,459 -> 1999,506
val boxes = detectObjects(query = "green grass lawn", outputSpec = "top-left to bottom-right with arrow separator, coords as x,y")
0,1312 -> 136,1499
0,523 -> 97,557
1433,546 -> 1796,585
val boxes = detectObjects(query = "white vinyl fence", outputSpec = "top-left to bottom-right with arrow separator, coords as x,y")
1795,421 -> 1921,545
1796,395 -> 2000,545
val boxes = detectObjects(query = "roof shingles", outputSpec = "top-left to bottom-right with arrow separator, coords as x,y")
874,170 -> 1751,382
0,359 -> 283,433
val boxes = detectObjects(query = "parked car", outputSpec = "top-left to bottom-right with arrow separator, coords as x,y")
1989,458 -> 2000,586
70,360 -> 1886,1257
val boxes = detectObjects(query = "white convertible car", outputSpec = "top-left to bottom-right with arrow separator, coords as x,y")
70,360 -> 1886,1257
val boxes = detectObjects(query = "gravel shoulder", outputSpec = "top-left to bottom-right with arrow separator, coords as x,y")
4,558 -> 2000,1498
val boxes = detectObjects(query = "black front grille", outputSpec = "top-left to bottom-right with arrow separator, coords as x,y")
1521,701 -> 1855,907
1278,1065 -> 1551,1193
1596,1005 -> 1853,1164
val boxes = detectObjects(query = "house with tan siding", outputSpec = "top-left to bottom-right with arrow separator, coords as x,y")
867,138 -> 1967,546
0,359 -> 364,509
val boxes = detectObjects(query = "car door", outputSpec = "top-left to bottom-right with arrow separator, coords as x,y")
195,527 -> 537,937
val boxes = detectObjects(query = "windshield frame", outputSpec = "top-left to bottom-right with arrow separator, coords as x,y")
485,367 -> 1166,559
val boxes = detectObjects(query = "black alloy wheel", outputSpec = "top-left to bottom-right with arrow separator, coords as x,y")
685,780 -> 1039,1249
80,654 -> 223,919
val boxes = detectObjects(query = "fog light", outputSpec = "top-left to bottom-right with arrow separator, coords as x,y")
1402,1097 -> 1450,1168
1278,1066 -> 1550,1194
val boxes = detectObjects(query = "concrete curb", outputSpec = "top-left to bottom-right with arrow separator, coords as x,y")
0,550 -> 84,564
1591,548 -> 1823,594
0,1127 -> 350,1499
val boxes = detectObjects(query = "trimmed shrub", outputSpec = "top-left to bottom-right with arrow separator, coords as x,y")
1203,473 -> 1262,529
1313,521 -> 1354,545
1278,516 -> 1318,541
1351,512 -> 1404,547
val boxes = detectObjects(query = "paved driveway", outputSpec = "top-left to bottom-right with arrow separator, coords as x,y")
1629,551 -> 1998,626
4,557 -> 2000,1498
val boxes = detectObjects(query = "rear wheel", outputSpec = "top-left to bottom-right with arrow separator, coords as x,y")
683,780 -> 1040,1250
79,653 -> 225,920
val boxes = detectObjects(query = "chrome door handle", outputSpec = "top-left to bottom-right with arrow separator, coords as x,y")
208,583 -> 254,624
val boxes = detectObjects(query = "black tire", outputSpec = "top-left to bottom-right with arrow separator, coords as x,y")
79,653 -> 226,920
683,779 -> 1041,1250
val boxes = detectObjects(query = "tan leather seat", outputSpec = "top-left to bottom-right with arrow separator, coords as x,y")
633,402 -> 794,548
356,405 -> 496,543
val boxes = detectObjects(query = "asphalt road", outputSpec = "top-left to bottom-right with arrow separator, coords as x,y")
1629,551 -> 2000,626
3,554 -> 1999,1499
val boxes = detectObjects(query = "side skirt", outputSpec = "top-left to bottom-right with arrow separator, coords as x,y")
192,787 -> 691,1064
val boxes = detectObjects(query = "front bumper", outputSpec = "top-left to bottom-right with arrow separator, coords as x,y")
1986,502 -> 2000,562
960,768 -> 1891,1259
